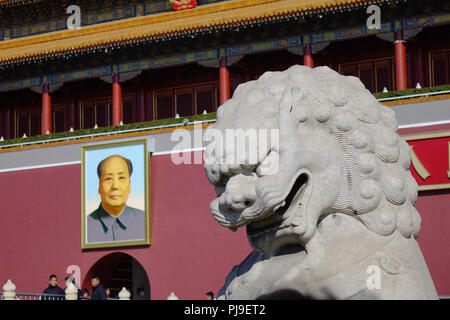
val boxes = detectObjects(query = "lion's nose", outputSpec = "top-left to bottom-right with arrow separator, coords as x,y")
218,192 -> 254,212
217,173 -> 257,212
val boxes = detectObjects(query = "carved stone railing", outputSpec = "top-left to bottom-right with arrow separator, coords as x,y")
167,292 -> 179,300
0,280 -> 131,300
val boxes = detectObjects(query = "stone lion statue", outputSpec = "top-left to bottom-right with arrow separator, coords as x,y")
203,65 -> 438,299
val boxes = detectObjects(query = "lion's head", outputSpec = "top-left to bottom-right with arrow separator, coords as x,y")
204,65 -> 420,254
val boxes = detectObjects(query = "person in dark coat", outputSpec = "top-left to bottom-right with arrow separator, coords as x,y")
90,276 -> 107,300
42,274 -> 65,300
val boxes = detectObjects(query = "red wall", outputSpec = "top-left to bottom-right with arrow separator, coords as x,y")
415,191 -> 450,295
399,123 -> 450,294
0,151 -> 251,300
0,149 -> 449,298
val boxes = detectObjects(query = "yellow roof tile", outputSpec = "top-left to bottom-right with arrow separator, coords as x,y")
0,0 -> 369,62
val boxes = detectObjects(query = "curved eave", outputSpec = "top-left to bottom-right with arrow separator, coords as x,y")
0,0 -> 41,7
0,0 -> 375,64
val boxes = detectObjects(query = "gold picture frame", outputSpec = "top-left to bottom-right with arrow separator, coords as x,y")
81,139 -> 151,249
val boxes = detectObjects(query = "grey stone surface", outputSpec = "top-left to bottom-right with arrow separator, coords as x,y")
392,98 -> 450,128
204,65 -> 438,300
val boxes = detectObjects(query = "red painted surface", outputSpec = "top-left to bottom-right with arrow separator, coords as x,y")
219,57 -> 230,105
303,44 -> 314,68
112,73 -> 122,126
395,30 -> 408,91
0,149 -> 449,297
0,152 -> 251,299
415,191 -> 450,295
171,0 -> 197,11
407,136 -> 450,187
41,84 -> 52,135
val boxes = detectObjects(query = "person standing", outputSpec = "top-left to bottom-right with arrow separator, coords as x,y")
90,276 -> 107,300
43,274 -> 65,300
80,288 -> 90,300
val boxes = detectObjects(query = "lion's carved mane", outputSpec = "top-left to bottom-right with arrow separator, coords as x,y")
204,66 -> 438,299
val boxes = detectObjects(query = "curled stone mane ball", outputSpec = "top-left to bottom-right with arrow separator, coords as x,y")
215,65 -> 420,238
205,65 -> 438,300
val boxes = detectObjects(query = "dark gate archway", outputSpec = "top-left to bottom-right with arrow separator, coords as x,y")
83,252 -> 150,300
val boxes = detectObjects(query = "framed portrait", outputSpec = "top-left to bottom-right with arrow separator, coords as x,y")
81,139 -> 150,249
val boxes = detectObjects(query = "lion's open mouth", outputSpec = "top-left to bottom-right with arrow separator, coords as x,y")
247,174 -> 309,245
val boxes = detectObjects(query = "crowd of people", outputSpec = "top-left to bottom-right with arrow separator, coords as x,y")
43,274 -> 216,300
42,274 -> 112,300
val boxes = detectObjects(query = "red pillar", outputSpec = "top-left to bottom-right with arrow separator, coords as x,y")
219,57 -> 230,105
42,83 -> 52,135
303,44 -> 314,68
394,30 -> 408,91
112,73 -> 122,126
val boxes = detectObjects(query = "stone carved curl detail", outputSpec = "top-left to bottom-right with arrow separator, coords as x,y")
204,66 -> 437,300
205,65 -> 420,242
